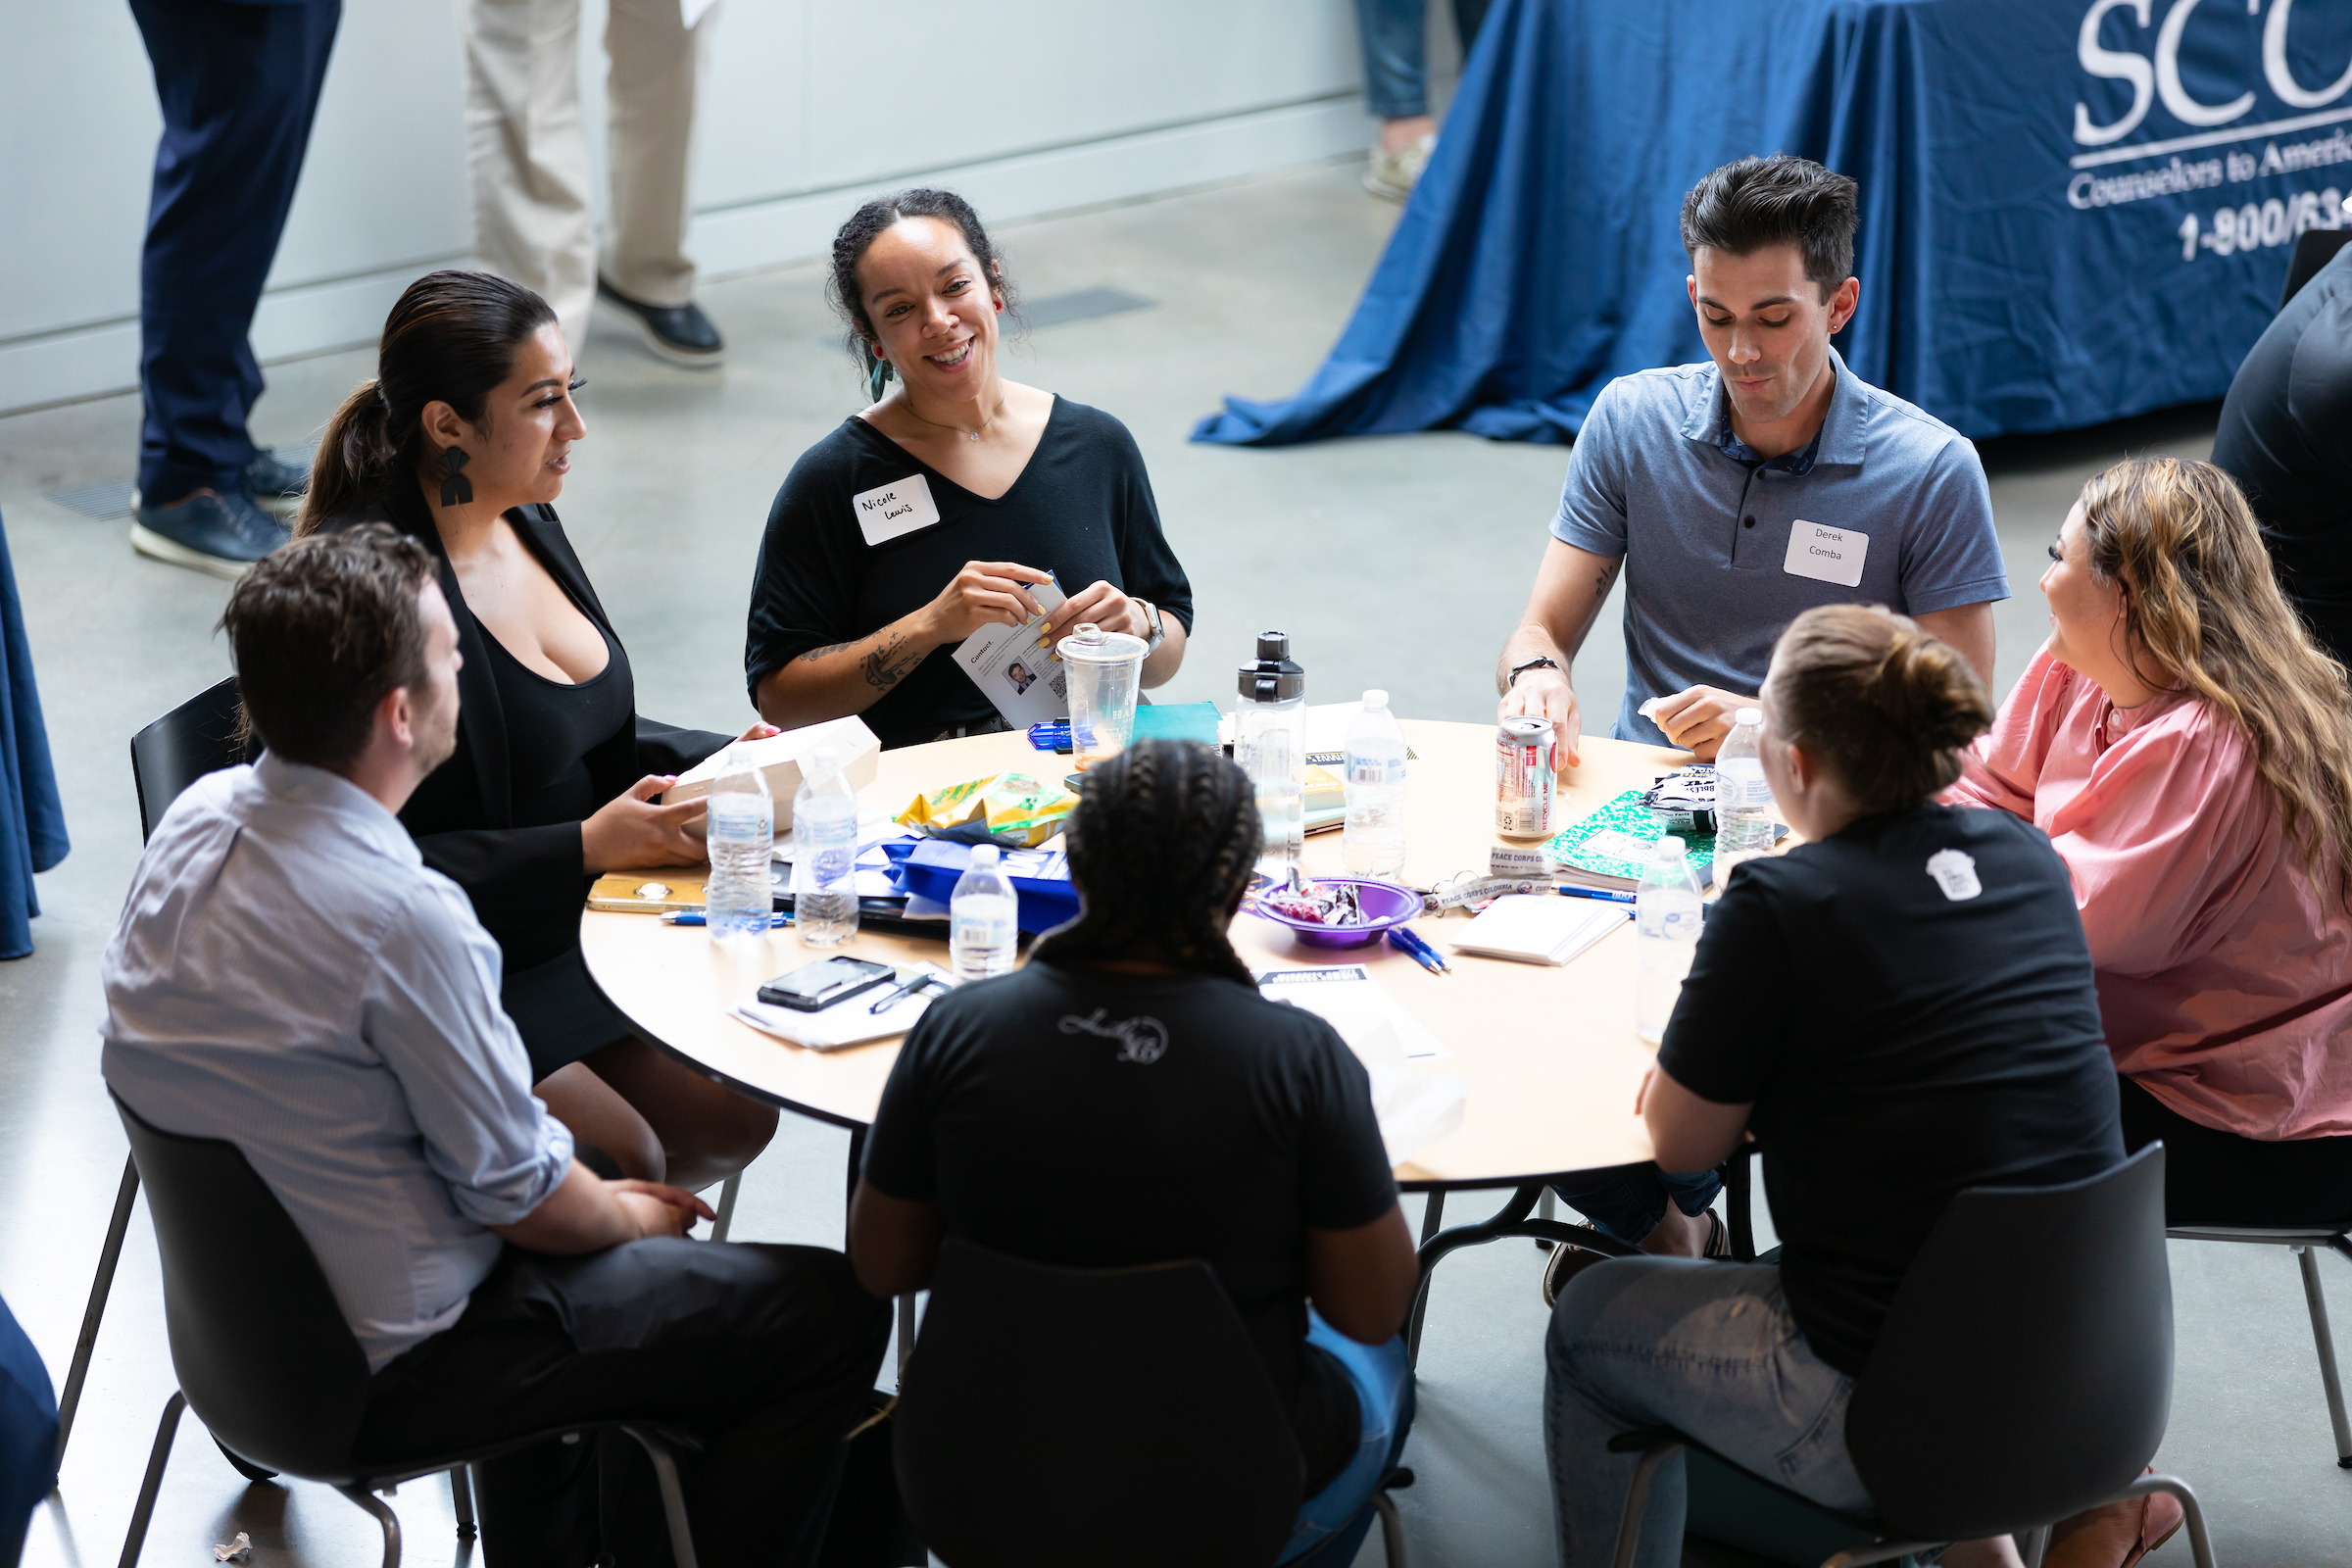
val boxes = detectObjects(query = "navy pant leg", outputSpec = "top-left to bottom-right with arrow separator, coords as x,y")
128,0 -> 340,502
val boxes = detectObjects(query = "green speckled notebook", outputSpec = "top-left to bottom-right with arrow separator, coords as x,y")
1544,789 -> 1715,885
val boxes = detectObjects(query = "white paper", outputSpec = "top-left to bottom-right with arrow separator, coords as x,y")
1364,1062 -> 1469,1167
953,574 -> 1071,726
1448,895 -> 1629,965
732,971 -> 945,1052
852,473 -> 940,546
667,717 -> 880,831
1783,520 -> 1868,587
1256,965 -> 1449,1060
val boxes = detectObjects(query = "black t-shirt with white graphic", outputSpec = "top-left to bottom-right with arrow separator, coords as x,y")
862,959 -> 1398,1485
744,398 -> 1195,749
1659,803 -> 2123,1377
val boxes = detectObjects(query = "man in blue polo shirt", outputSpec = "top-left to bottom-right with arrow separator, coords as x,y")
1497,155 -> 2006,765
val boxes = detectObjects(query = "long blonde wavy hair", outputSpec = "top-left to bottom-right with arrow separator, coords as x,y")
2080,457 -> 2352,908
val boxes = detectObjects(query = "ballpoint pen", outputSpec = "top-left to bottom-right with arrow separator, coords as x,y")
662,910 -> 792,927
1386,925 -> 1452,975
868,969 -> 944,1014
1556,885 -> 1637,906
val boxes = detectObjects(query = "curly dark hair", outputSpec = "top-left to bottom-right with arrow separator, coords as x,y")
1030,740 -> 1262,987
825,188 -> 1017,383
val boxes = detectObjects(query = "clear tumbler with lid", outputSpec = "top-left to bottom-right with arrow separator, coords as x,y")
1059,621 -> 1148,769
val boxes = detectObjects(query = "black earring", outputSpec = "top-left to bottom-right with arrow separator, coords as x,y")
438,446 -> 472,508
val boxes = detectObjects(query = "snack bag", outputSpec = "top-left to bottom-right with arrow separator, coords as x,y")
896,771 -> 1077,848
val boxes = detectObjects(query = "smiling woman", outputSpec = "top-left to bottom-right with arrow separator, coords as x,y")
745,188 -> 1196,748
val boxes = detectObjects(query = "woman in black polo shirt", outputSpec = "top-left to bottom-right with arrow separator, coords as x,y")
1544,606 -> 2135,1568
746,189 -> 1194,749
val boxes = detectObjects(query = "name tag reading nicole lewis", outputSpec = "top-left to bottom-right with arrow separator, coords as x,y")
853,474 -> 941,547
1783,519 -> 1868,588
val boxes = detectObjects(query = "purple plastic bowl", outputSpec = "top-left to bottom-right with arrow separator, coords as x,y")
1252,878 -> 1424,949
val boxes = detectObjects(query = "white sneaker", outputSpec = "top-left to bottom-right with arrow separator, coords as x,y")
1364,133 -> 1436,201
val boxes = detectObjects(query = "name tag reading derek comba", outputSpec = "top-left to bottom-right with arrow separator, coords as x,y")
1783,519 -> 1867,588
853,474 -> 941,546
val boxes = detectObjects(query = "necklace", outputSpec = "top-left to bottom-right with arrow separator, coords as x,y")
906,395 -> 1004,444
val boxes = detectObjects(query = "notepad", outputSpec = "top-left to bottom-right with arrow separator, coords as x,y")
1447,895 -> 1629,965
730,976 -> 944,1052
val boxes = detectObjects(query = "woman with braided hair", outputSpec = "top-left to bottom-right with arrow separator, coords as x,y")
850,740 -> 1420,1563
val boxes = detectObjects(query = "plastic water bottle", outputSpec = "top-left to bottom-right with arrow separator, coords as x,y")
1713,707 -> 1776,894
949,844 -> 1019,981
791,744 -> 859,948
703,744 -> 776,942
1236,632 -> 1307,877
1343,689 -> 1408,878
1635,836 -> 1704,1044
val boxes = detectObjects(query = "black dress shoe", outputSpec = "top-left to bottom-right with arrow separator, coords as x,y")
130,489 -> 291,579
597,278 -> 726,368
243,447 -> 311,500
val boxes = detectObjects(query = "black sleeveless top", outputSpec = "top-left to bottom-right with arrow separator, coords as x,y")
479,614 -> 631,830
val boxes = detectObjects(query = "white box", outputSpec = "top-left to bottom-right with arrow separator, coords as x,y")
664,716 -> 880,831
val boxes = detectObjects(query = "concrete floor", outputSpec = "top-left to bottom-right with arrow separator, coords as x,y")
1,158 -> 2347,1568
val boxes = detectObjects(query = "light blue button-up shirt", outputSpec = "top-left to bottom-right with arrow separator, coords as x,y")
1551,349 -> 2009,746
102,755 -> 572,1370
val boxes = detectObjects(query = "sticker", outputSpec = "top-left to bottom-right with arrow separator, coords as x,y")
1783,520 -> 1868,588
1490,844 -> 1554,877
853,473 -> 941,546
1926,849 -> 1983,902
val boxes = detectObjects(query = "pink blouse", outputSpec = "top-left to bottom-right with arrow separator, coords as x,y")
1946,646 -> 2352,1141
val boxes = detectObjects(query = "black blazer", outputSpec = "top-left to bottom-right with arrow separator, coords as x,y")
329,483 -> 730,973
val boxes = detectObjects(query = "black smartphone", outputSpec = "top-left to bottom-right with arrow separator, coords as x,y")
757,956 -> 894,1012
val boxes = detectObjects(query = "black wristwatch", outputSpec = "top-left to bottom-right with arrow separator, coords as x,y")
1506,656 -> 1562,690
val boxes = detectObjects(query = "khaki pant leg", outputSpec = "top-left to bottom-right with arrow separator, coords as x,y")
602,0 -> 708,309
466,0 -> 597,352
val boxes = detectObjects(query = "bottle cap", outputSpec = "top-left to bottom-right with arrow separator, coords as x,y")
969,844 -> 1000,867
1651,836 -> 1689,858
1363,689 -> 1389,710
1238,630 -> 1306,703
811,745 -> 840,774
1735,707 -> 1763,727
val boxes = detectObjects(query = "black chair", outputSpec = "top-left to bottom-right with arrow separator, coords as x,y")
894,1238 -> 1412,1568
2164,1220 -> 2352,1467
112,1095 -> 701,1568
1604,1145 -> 2217,1568
2280,227 -> 2352,309
57,676 -> 246,1462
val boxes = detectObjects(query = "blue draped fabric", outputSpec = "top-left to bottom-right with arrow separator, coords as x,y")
0,511 -> 68,960
1196,0 -> 2352,446
0,1292 -> 57,1568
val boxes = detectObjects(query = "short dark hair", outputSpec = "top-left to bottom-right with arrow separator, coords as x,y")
220,526 -> 440,769
826,188 -> 1018,373
1680,155 -> 1859,303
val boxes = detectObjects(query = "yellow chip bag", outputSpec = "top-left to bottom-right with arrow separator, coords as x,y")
897,771 -> 1076,848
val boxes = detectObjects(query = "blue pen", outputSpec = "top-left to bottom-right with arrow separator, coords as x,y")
1386,925 -> 1452,975
1556,885 -> 1637,906
662,910 -> 792,928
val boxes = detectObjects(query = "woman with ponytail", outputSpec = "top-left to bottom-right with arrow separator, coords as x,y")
849,739 -> 1420,1564
1544,605 -> 2125,1568
744,189 -> 1195,749
1949,458 -> 2352,1229
303,270 -> 777,1191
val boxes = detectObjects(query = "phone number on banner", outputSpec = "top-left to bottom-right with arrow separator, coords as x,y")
2179,186 -> 2347,262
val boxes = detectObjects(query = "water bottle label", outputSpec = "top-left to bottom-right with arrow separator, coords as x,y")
1348,760 -> 1402,785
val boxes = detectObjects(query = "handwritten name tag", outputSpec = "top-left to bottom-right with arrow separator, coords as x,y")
1782,519 -> 1868,588
853,474 -> 941,547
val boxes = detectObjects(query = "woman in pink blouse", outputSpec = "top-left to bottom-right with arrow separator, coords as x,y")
1949,457 -> 2352,1228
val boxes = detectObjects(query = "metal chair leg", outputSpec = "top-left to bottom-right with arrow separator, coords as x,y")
1370,1489 -> 1407,1567
59,1157 -> 141,1462
709,1173 -> 741,1244
2127,1475 -> 2214,1568
448,1464 -> 475,1539
2021,1523 -> 2049,1568
1537,1187 -> 1556,1251
621,1427 -> 700,1568
337,1484 -> 403,1568
896,1292 -> 918,1379
1608,1440 -> 1684,1568
115,1391 -> 184,1568
2294,1245 -> 2352,1466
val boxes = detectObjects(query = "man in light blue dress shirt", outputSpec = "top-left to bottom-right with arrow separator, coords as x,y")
103,527 -> 887,1568
1495,155 -> 2008,768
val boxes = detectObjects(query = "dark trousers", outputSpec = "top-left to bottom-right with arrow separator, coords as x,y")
126,0 -> 341,502
361,1240 -> 891,1568
2119,1073 -> 2352,1227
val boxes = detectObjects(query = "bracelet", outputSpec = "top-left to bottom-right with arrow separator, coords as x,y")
1136,598 -> 1166,652
1506,656 -> 1561,689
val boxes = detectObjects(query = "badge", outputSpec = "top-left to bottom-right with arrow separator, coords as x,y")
1926,849 -> 1983,902
853,474 -> 941,546
1783,520 -> 1868,588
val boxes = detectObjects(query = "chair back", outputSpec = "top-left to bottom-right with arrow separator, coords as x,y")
130,676 -> 245,843
894,1239 -> 1305,1568
114,1096 -> 370,1480
2281,227 -> 2352,309
1845,1143 -> 2171,1541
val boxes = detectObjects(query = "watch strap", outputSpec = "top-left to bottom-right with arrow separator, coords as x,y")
1507,656 -> 1561,689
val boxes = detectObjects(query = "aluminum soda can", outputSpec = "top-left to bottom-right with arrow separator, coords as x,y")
1495,716 -> 1558,838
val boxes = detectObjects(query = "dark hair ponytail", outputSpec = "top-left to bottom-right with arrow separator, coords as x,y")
1765,604 -> 1991,813
1030,739 -> 1261,986
825,188 -> 1018,395
299,270 -> 558,535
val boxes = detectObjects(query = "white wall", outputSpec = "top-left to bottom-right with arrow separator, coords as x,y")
0,0 -> 1365,415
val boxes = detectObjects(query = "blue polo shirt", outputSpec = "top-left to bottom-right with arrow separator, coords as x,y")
1552,349 -> 2007,745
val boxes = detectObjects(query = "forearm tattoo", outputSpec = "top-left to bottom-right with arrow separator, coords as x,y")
1594,561 -> 1621,601
860,630 -> 922,691
796,642 -> 849,663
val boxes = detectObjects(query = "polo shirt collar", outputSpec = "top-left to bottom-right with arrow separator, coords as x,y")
1682,346 -> 1867,471
254,751 -> 423,868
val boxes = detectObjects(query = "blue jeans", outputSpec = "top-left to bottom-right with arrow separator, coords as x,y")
1279,1310 -> 1416,1564
1544,1258 -> 1871,1568
1553,1165 -> 1724,1247
1354,0 -> 1494,121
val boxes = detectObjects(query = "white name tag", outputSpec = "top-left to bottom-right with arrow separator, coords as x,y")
1782,519 -> 1867,588
852,474 -> 941,546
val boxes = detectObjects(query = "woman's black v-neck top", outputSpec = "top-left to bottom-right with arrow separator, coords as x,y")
480,615 -> 631,829
745,396 -> 1195,749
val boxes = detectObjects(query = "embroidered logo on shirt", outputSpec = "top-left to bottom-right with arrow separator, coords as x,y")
1058,1008 -> 1168,1065
1926,849 -> 1983,902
